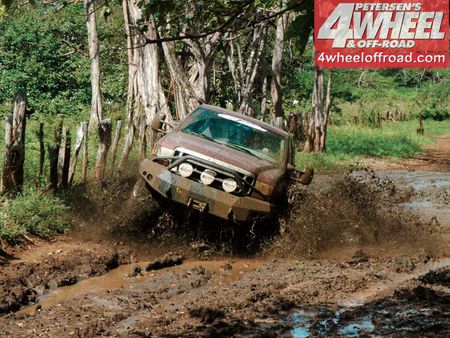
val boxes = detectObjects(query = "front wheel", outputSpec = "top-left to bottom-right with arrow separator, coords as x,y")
130,177 -> 160,210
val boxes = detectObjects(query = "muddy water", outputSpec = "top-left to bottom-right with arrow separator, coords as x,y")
19,259 -> 262,316
377,170 -> 450,226
288,259 -> 450,337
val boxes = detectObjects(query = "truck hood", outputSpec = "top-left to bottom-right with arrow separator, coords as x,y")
159,132 -> 281,181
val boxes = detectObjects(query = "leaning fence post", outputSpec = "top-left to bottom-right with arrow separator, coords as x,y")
109,120 -> 122,177
57,127 -> 71,189
1,90 -> 27,195
81,122 -> 89,184
95,119 -> 112,181
68,122 -> 87,188
1,115 -> 13,192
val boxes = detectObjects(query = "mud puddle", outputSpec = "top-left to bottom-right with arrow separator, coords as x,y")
377,170 -> 450,227
286,259 -> 450,337
18,258 -> 262,316
0,242 -> 133,314
274,259 -> 450,338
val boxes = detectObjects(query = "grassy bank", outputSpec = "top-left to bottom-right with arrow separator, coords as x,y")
296,119 -> 450,172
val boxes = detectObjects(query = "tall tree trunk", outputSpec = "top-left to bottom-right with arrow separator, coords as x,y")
84,0 -> 103,125
128,0 -> 170,158
270,3 -> 289,121
161,38 -> 199,119
119,0 -> 139,173
238,24 -> 268,116
304,68 -> 333,153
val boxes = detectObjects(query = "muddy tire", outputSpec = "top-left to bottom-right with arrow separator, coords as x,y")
132,177 -> 151,200
299,167 -> 314,185
130,177 -> 160,211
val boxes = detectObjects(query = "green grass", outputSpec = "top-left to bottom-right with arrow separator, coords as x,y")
296,119 -> 450,172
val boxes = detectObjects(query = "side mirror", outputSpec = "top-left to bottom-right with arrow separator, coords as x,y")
151,113 -> 166,132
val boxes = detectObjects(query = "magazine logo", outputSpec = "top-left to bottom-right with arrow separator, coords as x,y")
314,0 -> 449,69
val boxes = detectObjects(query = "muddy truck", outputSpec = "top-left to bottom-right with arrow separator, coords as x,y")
134,105 -> 313,222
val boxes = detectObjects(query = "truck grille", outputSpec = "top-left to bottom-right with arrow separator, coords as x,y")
172,150 -> 255,196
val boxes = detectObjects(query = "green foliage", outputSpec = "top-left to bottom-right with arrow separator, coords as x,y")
0,192 -> 71,244
296,120 -> 450,172
0,3 -> 127,118
0,5 -> 91,116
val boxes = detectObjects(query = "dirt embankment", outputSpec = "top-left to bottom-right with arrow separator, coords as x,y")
0,166 -> 448,337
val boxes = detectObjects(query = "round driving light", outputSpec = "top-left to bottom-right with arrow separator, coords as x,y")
200,169 -> 216,185
222,178 -> 237,193
178,163 -> 194,177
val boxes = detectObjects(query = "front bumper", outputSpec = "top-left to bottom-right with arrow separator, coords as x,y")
139,159 -> 274,221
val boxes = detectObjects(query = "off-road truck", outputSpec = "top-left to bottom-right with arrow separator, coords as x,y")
134,105 -> 313,222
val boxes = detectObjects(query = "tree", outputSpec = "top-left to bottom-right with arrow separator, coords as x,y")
270,0 -> 289,125
84,0 -> 103,125
304,67 -> 332,153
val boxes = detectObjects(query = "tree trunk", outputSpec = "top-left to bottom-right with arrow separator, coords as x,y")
304,68 -> 333,153
119,0 -> 139,173
2,90 -> 26,194
238,24 -> 268,116
84,0 -> 103,125
95,119 -> 112,181
161,38 -> 199,118
270,4 -> 289,121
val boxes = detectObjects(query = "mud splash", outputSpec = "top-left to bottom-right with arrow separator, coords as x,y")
265,169 -> 444,258
68,169 -> 445,260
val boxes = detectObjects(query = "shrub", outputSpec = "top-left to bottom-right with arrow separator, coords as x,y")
0,192 -> 71,244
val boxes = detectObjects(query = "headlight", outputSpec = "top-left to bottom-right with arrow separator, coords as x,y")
222,178 -> 237,193
156,146 -> 174,157
178,163 -> 194,177
200,169 -> 216,185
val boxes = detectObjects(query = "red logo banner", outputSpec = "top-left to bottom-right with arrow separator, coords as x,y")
314,0 -> 449,68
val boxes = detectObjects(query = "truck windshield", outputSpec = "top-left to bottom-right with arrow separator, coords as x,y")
179,107 -> 285,164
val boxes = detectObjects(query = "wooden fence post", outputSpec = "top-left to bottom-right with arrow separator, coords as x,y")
95,119 -> 112,181
48,121 -> 63,193
81,122 -> 89,184
57,127 -> 71,189
1,90 -> 26,194
109,120 -> 122,177
36,123 -> 45,187
68,122 -> 87,188
62,129 -> 71,189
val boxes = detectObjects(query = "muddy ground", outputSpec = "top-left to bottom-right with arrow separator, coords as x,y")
0,138 -> 449,337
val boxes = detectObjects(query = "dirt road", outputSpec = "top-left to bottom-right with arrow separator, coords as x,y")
0,139 -> 449,337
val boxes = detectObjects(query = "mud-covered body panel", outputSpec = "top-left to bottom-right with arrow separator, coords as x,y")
139,159 -> 274,221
